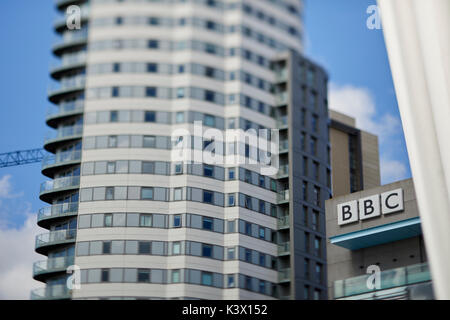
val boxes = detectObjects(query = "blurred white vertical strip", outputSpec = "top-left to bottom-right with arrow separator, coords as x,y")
377,0 -> 450,299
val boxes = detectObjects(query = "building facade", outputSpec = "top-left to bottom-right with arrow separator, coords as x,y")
329,110 -> 380,197
32,0 -> 331,300
326,178 -> 433,300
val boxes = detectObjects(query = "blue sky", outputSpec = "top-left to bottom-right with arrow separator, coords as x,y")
0,0 -> 411,298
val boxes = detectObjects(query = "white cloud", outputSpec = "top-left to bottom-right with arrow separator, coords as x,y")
0,212 -> 43,299
380,158 -> 408,184
0,175 -> 13,198
0,175 -> 44,299
329,83 -> 409,184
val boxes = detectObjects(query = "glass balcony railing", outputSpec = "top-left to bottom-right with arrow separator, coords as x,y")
277,189 -> 290,203
33,256 -> 75,277
46,101 -> 84,119
276,116 -> 288,128
278,268 -> 291,282
275,69 -> 288,83
38,202 -> 79,223
44,125 -> 83,144
30,284 -> 71,300
334,262 -> 431,299
279,140 -> 289,153
50,53 -> 87,72
35,229 -> 77,250
48,76 -> 86,95
42,150 -> 82,169
40,176 -> 80,194
277,164 -> 289,177
278,242 -> 290,255
278,216 -> 289,229
275,92 -> 288,106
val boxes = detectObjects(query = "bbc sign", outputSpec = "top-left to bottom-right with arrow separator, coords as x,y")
337,188 -> 404,226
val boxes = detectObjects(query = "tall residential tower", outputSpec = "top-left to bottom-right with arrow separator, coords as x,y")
32,0 -> 330,300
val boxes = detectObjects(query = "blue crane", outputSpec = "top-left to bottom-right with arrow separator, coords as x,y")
0,149 -> 45,168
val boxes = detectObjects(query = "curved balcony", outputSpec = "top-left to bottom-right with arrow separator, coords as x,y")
279,140 -> 289,154
37,202 -> 78,228
42,150 -> 82,177
30,284 -> 71,300
50,55 -> 86,80
39,176 -> 80,203
46,101 -> 84,128
52,30 -> 87,56
33,256 -> 75,282
278,268 -> 291,283
277,164 -> 289,179
277,215 -> 290,230
35,229 -> 77,255
277,189 -> 290,204
43,125 -> 83,153
48,76 -> 85,103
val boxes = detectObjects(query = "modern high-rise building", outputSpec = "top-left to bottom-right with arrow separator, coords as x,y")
329,110 -> 380,197
32,0 -> 330,300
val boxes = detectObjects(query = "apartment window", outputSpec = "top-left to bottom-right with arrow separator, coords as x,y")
144,111 -> 156,122
106,187 -> 114,200
227,248 -> 235,260
140,214 -> 152,227
174,188 -> 182,201
303,181 -> 308,201
112,86 -> 119,97
203,165 -> 214,177
173,215 -> 181,228
227,275 -> 235,288
172,270 -> 180,283
108,135 -> 117,148
146,87 -> 157,97
245,276 -> 252,290
143,135 -> 156,148
245,196 -> 252,210
316,264 -> 323,283
176,87 -> 185,98
244,170 -> 251,183
204,114 -> 215,127
259,253 -> 265,267
301,132 -> 306,151
312,210 -> 319,231
172,242 -> 181,255
178,64 -> 185,73
113,63 -> 120,73
205,66 -> 215,77
314,186 -> 320,206
259,200 -> 265,214
203,191 -> 213,204
102,241 -> 111,254
228,168 -> 236,180
174,163 -> 183,174
104,214 -> 112,227
148,40 -> 159,48
202,217 -> 213,231
259,281 -> 266,294
110,110 -> 118,122
314,289 -> 321,300
201,272 -> 213,286
304,232 -> 310,253
303,157 -> 308,176
304,259 -> 310,279
101,269 -> 109,282
259,227 -> 265,240
137,269 -> 150,283
138,241 -> 151,254
141,187 -> 154,200
310,137 -> 317,155
228,194 -> 235,206
142,162 -> 154,174
312,115 -> 318,132
176,112 -> 185,123
204,90 -> 215,102
313,161 -> 319,180
202,244 -> 212,257
107,162 -> 115,174
148,17 -> 159,25
245,222 -> 252,236
147,63 -> 157,72
304,285 -> 310,299
115,17 -> 123,25
245,249 -> 252,262
259,175 -> 265,187
314,237 -> 321,257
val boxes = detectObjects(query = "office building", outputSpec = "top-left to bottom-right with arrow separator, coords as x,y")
32,0 -> 331,300
329,110 -> 380,197
326,178 -> 433,300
